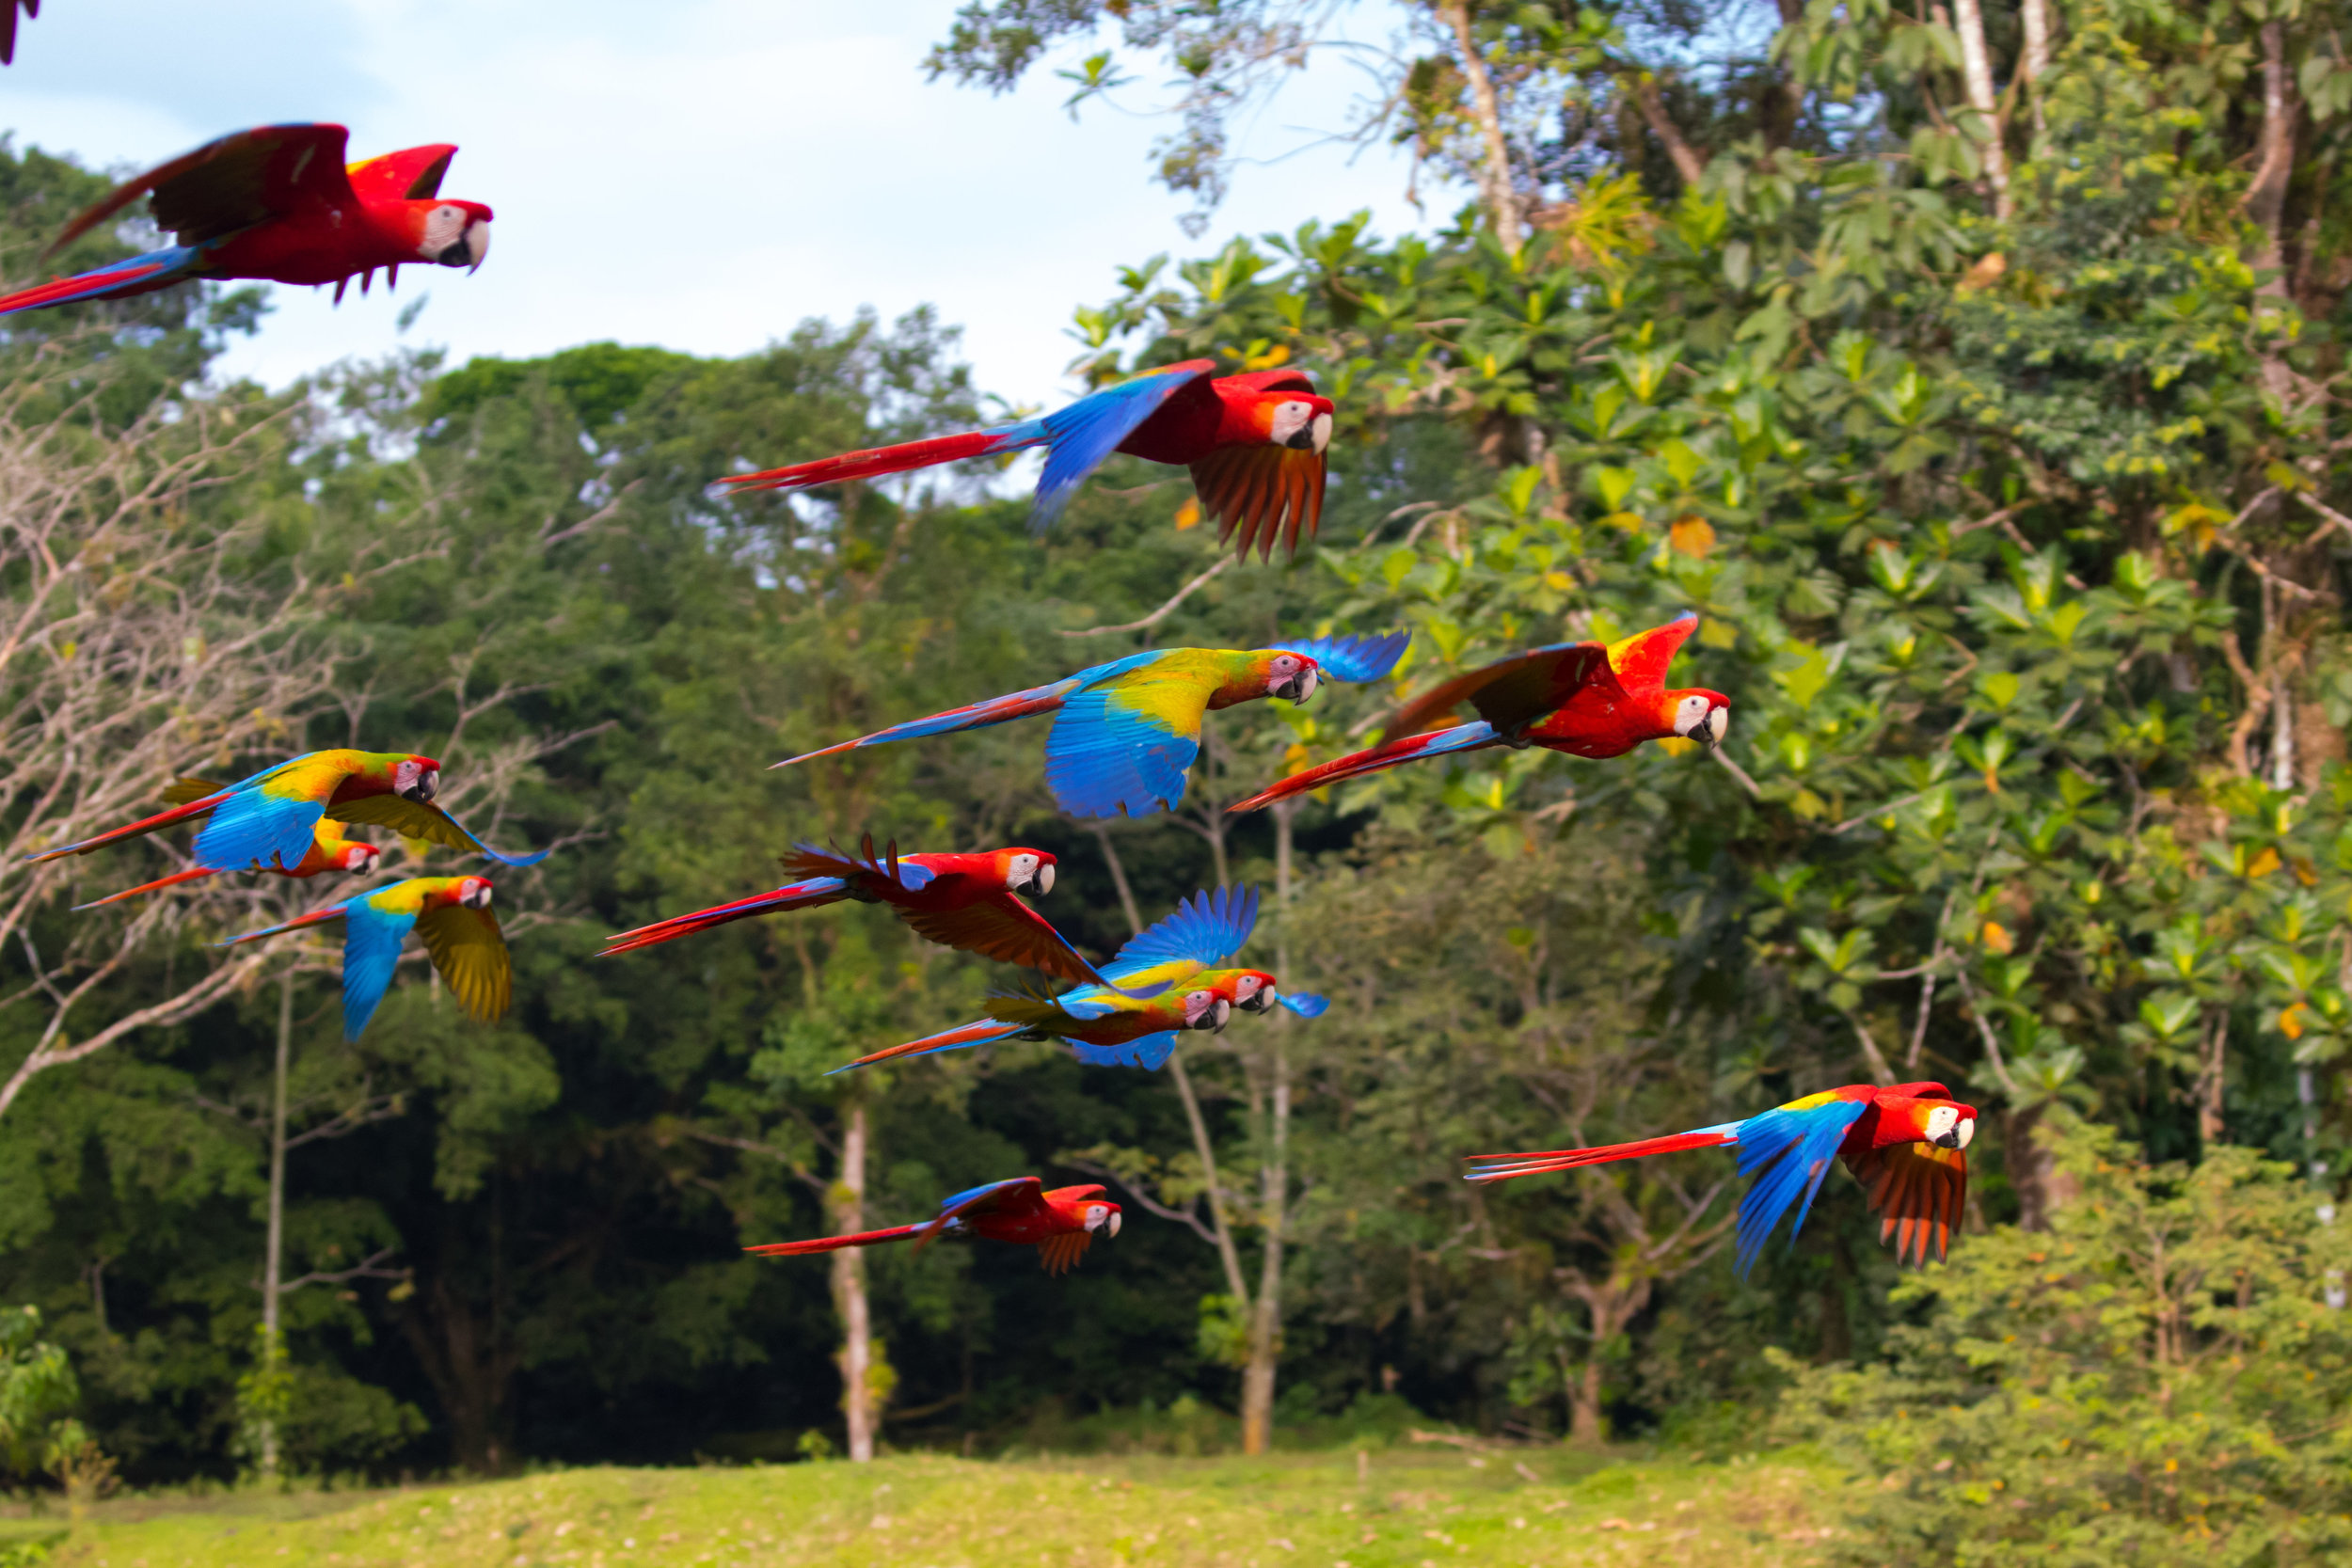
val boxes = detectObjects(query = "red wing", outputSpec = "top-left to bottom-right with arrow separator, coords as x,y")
1189,445 -> 1326,561
1385,642 -> 1626,739
912,1176 -> 1047,1255
1605,613 -> 1699,695
346,144 -> 457,203
1845,1142 -> 1968,1267
1036,1230 -> 1094,1276
896,895 -> 1107,988
48,124 -> 353,257
1212,368 -> 1318,396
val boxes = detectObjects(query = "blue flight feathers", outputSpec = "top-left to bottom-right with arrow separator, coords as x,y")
1104,885 -> 1259,978
1282,630 -> 1410,684
1029,364 -> 1207,531
1728,1100 -> 1869,1277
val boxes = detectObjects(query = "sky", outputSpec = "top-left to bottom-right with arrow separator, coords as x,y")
0,0 -> 1437,407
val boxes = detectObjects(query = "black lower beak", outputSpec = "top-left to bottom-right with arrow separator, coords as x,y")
1285,430 -> 1316,451
400,784 -> 431,802
1933,1132 -> 1961,1148
437,242 -> 472,267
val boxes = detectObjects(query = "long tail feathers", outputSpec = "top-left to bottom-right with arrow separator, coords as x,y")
827,1020 -> 1025,1075
722,424 -> 1044,495
0,252 -> 187,317
25,789 -> 231,863
600,878 -> 849,955
1464,1128 -> 1740,1184
72,865 -> 218,910
1228,721 -> 1500,815
744,1223 -> 927,1257
218,905 -> 346,947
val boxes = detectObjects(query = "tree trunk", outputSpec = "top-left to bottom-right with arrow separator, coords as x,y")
2249,20 -> 2299,401
2019,0 -> 2053,139
2198,1015 -> 2228,1147
1565,1275 -> 1650,1445
1239,801 -> 1302,1454
1441,0 -> 1525,245
255,964 -> 294,1477
1768,0 -> 1808,149
1626,75 -> 1708,188
830,1096 -> 878,1462
397,1263 -> 515,1474
1950,0 -> 2012,218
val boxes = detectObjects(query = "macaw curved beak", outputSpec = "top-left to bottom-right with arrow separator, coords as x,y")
1706,706 -> 1729,748
440,221 -> 490,271
1240,985 -> 1277,1013
402,768 -> 439,803
1274,665 -> 1319,705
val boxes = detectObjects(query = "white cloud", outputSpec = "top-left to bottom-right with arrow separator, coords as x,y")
1,0 -> 1438,407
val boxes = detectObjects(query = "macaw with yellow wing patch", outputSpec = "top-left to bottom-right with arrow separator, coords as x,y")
27,751 -> 545,872
778,634 -> 1406,819
724,360 -> 1335,560
831,885 -> 1326,1073
0,125 -> 489,318
1231,613 -> 1729,813
72,820 -> 381,910
220,875 -> 509,1041
1466,1082 -> 1978,1275
602,833 -> 1129,990
746,1178 -> 1120,1277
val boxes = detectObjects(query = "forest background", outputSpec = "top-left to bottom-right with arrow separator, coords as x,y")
3,0 -> 2352,1560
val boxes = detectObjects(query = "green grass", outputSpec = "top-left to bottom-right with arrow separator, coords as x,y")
23,1446 -> 1856,1568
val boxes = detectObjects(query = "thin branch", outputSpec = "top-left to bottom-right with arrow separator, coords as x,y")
1061,556 -> 1233,638
277,1245 -> 406,1294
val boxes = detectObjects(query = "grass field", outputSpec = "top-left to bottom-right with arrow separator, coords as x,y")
3,1446 -> 1853,1568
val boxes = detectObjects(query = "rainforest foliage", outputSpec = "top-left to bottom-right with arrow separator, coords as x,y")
4,0 -> 2352,1556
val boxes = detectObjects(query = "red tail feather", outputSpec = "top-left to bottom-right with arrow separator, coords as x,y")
73,865 -> 218,910
744,1223 -> 924,1256
723,430 -> 1020,493
1465,1129 -> 1736,1183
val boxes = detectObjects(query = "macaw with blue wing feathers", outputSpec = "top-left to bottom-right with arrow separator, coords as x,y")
1466,1082 -> 1979,1275
831,885 -> 1327,1074
725,360 -> 1334,560
602,833 -> 1128,990
26,752 -> 545,873
0,125 -> 489,318
1232,613 -> 1730,813
777,634 -> 1406,819
745,1177 -> 1120,1277
220,875 -> 510,1041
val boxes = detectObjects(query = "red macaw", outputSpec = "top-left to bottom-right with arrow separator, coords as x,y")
0,125 -> 490,318
72,820 -> 380,911
777,633 -> 1406,820
26,751 -> 545,872
2,0 -> 39,65
601,834 -> 1126,989
723,360 -> 1335,559
746,1177 -> 1121,1276
1466,1082 -> 1978,1275
220,875 -> 508,1040
1231,613 -> 1730,813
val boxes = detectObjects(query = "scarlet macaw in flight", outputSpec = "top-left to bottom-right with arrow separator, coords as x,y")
723,360 -> 1334,559
778,633 -> 1406,819
601,833 -> 1128,990
1230,613 -> 1731,813
0,124 -> 490,318
746,1177 -> 1121,1276
26,751 -> 545,872
1466,1082 -> 1978,1275
72,820 -> 381,910
221,875 -> 510,1040
832,885 -> 1326,1073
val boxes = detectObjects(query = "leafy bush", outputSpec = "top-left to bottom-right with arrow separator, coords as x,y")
1775,1117 -> 2352,1564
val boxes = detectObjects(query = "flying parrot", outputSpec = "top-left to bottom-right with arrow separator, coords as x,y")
25,751 -> 546,873
220,874 -> 510,1041
2,0 -> 39,65
1230,613 -> 1731,813
72,820 -> 381,911
832,885 -> 1327,1074
723,359 -> 1335,560
1465,1082 -> 1979,1275
777,633 -> 1407,820
0,124 -> 490,319
601,834 -> 1139,990
745,1177 -> 1121,1277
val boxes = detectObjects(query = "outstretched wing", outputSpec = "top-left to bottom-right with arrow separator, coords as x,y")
1042,655 -> 1222,818
913,1176 -> 1047,1254
1728,1096 -> 1872,1277
1190,445 -> 1325,561
898,894 -> 1114,989
415,904 -> 512,1024
1281,631 -> 1410,685
345,143 -> 458,203
1845,1141 -> 1968,1267
326,797 -> 546,866
1105,886 -> 1259,981
1070,1030 -> 1182,1069
1606,612 -> 1699,694
1278,991 -> 1329,1018
339,897 -> 418,1041
1228,721 -> 1500,815
781,836 -> 938,894
1386,642 -> 1625,739
1033,359 -> 1218,531
47,124 -> 353,258
775,655 -> 1156,770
